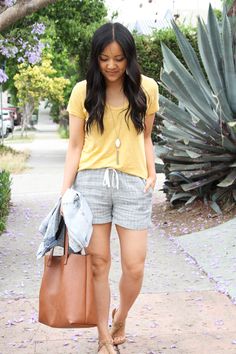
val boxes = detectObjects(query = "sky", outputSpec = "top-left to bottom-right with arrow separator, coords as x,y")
105,0 -> 223,24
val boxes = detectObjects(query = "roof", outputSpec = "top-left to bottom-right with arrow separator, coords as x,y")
127,9 -> 173,35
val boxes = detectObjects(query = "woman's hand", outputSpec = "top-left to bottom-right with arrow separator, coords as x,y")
60,192 -> 64,216
144,175 -> 156,193
60,204 -> 64,216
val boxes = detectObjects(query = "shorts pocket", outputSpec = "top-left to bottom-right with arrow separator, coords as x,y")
139,177 -> 146,185
139,177 -> 154,193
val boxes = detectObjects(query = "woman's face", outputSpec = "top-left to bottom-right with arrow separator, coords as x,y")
98,41 -> 127,84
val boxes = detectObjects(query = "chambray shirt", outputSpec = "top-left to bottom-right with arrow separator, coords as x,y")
36,188 -> 93,259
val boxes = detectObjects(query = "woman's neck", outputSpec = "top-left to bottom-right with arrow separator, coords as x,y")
105,79 -> 126,107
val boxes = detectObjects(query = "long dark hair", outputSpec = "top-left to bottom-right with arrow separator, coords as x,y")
84,22 -> 147,135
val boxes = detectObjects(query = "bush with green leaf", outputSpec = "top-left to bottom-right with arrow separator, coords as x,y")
134,26 -> 199,89
0,169 -> 11,233
58,126 -> 69,139
157,5 -> 236,213
133,26 -> 199,143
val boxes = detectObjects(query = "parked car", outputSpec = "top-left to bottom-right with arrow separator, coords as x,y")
3,106 -> 21,126
2,110 -> 14,133
0,115 -> 9,138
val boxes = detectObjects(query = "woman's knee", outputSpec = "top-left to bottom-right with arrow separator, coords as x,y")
123,261 -> 145,281
91,254 -> 111,279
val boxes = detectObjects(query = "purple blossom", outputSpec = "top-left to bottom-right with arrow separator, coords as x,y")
26,51 -> 40,65
30,312 -> 38,324
10,46 -> 18,55
32,23 -> 46,35
0,46 -> 10,58
0,19 -> 46,69
6,319 -> 15,326
21,41 -> 28,50
17,57 -> 25,63
37,42 -> 45,51
4,0 -> 15,6
25,41 -> 45,64
0,45 -> 18,58
0,69 -> 8,83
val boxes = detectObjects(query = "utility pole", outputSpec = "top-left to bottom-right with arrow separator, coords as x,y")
0,84 -> 3,145
0,60 -> 6,145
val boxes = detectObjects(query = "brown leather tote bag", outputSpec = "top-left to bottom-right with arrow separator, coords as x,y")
38,230 -> 97,328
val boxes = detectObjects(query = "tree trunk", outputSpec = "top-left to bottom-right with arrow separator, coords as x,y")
0,0 -> 57,32
227,0 -> 236,67
21,99 -> 34,137
227,0 -> 236,16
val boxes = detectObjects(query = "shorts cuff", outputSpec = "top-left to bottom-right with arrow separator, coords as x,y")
92,218 -> 112,225
113,219 -> 150,230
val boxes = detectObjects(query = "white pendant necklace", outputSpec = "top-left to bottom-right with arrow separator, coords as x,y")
108,96 -> 125,165
115,138 -> 121,148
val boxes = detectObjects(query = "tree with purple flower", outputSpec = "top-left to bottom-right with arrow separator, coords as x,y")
0,0 -> 57,31
0,68 -> 8,83
0,0 -> 57,83
0,0 -> 108,139
0,22 -> 46,83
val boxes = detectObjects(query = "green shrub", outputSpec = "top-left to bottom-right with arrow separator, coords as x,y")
134,25 -> 199,143
50,103 -> 60,123
0,144 -> 21,155
0,169 -> 11,234
58,126 -> 69,139
134,25 -> 199,97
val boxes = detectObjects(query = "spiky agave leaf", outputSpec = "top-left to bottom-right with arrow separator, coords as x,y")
158,4 -> 236,212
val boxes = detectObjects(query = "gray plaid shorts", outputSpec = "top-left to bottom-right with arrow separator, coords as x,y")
72,168 -> 153,230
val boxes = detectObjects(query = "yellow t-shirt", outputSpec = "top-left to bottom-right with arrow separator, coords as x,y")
66,74 -> 159,179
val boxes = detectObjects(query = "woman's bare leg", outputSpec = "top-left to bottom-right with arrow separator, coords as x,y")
86,222 -> 116,352
113,225 -> 148,336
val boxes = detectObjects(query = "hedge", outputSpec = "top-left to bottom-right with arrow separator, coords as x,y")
133,25 -> 199,143
0,169 -> 11,233
134,25 -> 199,87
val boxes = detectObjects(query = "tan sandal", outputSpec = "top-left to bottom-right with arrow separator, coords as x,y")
110,308 -> 126,346
98,339 -> 116,353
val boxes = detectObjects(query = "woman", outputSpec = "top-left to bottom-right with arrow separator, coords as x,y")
61,22 -> 159,354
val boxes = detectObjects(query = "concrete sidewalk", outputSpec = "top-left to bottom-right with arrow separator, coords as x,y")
0,106 -> 236,354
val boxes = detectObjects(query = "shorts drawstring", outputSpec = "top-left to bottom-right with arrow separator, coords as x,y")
103,168 -> 119,190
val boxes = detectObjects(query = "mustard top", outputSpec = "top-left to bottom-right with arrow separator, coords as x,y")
66,74 -> 159,179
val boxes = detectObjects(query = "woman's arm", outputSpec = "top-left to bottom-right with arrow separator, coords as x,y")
143,113 -> 156,192
60,114 -> 85,196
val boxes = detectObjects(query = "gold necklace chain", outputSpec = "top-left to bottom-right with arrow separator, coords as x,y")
107,96 -> 125,165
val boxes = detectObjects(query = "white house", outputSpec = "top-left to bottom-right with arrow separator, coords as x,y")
106,0 -> 222,35
1,90 -> 9,108
128,9 -> 173,35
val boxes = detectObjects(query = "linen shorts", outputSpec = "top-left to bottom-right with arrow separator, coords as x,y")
72,168 -> 154,230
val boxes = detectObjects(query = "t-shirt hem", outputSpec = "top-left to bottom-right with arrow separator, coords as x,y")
67,110 -> 85,119
146,109 -> 158,116
77,166 -> 148,179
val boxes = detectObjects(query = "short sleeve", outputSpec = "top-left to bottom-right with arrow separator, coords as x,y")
146,79 -> 159,116
66,81 -> 87,119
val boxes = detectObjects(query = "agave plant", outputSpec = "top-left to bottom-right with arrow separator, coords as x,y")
157,4 -> 236,213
